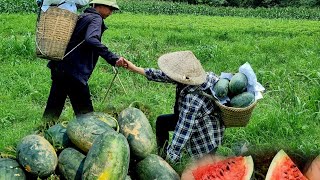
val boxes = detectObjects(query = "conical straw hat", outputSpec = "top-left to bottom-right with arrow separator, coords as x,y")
158,51 -> 206,85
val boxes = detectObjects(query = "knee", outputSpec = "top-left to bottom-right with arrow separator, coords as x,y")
156,115 -> 165,128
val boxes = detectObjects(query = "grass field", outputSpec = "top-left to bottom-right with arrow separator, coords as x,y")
0,11 -> 319,178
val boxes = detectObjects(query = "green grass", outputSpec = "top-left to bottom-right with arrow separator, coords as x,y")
0,12 -> 319,178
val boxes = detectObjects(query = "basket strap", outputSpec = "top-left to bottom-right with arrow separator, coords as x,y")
190,89 -> 218,101
63,13 -> 94,59
36,0 -> 44,22
50,1 -> 66,7
190,89 -> 222,117
63,40 -> 85,59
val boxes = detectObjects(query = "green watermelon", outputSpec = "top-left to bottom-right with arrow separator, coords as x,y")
136,154 -> 180,180
82,131 -> 130,180
58,147 -> 85,180
230,92 -> 255,108
213,78 -> 230,98
0,158 -> 26,180
265,150 -> 308,180
16,135 -> 58,178
184,155 -> 254,180
67,114 -> 116,153
229,73 -> 248,95
118,107 -> 156,159
82,112 -> 119,131
44,123 -> 71,150
118,107 -> 156,160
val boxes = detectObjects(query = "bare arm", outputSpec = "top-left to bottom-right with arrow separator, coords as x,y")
124,59 -> 146,76
123,59 -> 175,83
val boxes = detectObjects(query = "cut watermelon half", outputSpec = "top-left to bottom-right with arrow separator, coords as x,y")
191,156 -> 254,180
265,149 -> 308,180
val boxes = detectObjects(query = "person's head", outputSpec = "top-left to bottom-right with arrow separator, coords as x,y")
158,51 -> 206,85
89,0 -> 119,19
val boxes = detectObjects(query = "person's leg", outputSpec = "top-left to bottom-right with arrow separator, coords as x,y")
42,71 -> 68,127
67,77 -> 93,117
156,114 -> 179,156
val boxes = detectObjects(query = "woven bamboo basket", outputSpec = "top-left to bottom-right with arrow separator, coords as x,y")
214,100 -> 257,128
36,7 -> 78,61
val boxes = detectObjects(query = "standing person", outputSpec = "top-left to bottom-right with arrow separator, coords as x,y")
42,0 -> 126,126
124,51 -> 225,163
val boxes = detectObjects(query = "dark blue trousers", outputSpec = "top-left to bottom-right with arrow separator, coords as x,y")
156,114 -> 179,152
43,69 -> 93,121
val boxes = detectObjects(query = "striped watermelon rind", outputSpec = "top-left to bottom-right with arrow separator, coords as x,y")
265,149 -> 307,180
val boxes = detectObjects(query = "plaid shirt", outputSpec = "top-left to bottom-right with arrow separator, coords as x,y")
145,68 -> 225,162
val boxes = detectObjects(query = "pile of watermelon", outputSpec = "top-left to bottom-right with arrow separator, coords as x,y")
1,106 -> 320,179
0,108 -> 180,180
213,72 -> 255,108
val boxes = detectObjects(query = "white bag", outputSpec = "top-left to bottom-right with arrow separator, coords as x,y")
42,0 -> 89,6
42,0 -> 62,6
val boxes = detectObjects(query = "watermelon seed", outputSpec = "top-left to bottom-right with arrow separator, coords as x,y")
220,170 -> 224,176
226,165 -> 230,170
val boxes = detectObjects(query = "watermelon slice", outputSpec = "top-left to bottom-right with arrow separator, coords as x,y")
265,149 -> 308,180
182,155 -> 254,180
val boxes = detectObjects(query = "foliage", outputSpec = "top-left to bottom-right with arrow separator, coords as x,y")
0,0 -> 38,13
0,0 -> 320,20
118,0 -> 320,20
156,0 -> 320,7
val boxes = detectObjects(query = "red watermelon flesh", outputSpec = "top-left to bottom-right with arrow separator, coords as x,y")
192,156 -> 254,180
265,149 -> 308,180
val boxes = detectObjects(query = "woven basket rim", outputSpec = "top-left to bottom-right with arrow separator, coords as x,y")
214,99 -> 258,127
214,99 -> 258,111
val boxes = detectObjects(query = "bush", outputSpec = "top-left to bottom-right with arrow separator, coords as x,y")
161,0 -> 320,7
1,0 -> 320,20
0,0 -> 37,13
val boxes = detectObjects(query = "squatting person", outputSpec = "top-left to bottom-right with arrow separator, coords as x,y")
123,51 -> 225,162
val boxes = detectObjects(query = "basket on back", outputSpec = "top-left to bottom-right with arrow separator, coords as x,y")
197,90 -> 258,128
36,7 -> 78,61
214,100 -> 257,128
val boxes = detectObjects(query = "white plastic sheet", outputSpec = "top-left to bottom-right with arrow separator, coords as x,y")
40,0 -> 90,12
238,62 -> 265,100
42,0 -> 89,6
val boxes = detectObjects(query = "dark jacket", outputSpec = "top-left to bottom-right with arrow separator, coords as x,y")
48,7 -> 119,85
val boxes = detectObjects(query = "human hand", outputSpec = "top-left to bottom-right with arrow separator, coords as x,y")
122,59 -> 146,75
123,59 -> 136,71
115,57 -> 127,67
